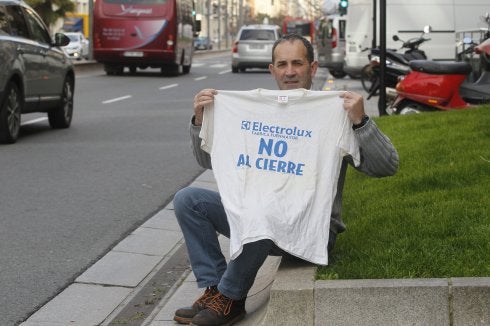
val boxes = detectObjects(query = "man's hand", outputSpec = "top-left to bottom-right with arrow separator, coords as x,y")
339,91 -> 366,125
193,89 -> 218,126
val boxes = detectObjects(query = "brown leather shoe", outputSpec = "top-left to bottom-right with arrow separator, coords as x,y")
174,286 -> 219,324
190,292 -> 246,326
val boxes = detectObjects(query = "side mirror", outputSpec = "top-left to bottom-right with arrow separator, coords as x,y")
423,25 -> 432,34
54,33 -> 70,47
392,35 -> 399,41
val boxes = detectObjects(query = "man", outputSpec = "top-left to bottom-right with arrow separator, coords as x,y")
173,34 -> 399,325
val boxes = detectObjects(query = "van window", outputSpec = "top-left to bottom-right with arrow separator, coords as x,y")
338,20 -> 346,40
319,18 -> 347,41
321,19 -> 334,39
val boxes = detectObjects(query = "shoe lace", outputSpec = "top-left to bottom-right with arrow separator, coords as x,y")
206,293 -> 233,316
196,286 -> 218,305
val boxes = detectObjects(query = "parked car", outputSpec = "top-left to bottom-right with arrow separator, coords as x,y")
194,36 -> 213,50
62,31 -> 89,60
231,24 -> 282,73
0,0 -> 75,144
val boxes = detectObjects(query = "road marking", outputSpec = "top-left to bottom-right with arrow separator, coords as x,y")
194,76 -> 207,81
210,64 -> 227,68
219,69 -> 231,75
193,63 -> 205,67
103,95 -> 132,104
159,83 -> 178,90
21,117 -> 47,126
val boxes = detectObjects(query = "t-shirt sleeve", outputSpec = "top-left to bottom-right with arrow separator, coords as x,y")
199,103 -> 214,154
337,110 -> 360,167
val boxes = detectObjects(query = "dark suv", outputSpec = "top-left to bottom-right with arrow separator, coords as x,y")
0,0 -> 75,144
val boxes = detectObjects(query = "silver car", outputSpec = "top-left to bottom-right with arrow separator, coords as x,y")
231,24 -> 281,73
63,32 -> 89,60
0,0 -> 75,144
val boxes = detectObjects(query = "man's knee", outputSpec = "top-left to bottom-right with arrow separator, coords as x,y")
173,187 -> 197,216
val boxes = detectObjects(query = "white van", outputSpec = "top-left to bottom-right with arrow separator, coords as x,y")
316,14 -> 348,78
343,0 -> 490,78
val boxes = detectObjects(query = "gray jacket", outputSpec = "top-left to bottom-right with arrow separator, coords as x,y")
189,116 -> 399,234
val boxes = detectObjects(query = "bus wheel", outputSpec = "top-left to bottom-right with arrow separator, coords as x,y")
105,64 -> 124,75
183,64 -> 191,74
161,64 -> 179,77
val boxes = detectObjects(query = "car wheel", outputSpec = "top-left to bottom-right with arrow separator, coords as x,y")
232,65 -> 238,73
330,70 -> 347,79
0,82 -> 22,144
48,76 -> 74,129
183,64 -> 191,74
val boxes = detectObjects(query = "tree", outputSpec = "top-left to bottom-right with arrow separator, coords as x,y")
25,0 -> 75,30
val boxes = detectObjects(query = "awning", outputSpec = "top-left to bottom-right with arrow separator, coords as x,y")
62,17 -> 83,33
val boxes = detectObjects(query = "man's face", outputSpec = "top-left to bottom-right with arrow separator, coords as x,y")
269,40 -> 318,90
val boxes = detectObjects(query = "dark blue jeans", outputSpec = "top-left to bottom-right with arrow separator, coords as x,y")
173,186 -> 336,300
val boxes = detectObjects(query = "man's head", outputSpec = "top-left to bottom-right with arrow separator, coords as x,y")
269,34 -> 318,90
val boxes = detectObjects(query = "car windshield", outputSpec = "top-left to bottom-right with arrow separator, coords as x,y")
67,34 -> 79,42
240,29 -> 275,41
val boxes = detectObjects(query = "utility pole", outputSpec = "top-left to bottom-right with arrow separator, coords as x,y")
224,0 -> 229,48
88,0 -> 93,60
218,0 -> 221,49
206,0 -> 211,40
379,0 -> 387,116
238,0 -> 243,29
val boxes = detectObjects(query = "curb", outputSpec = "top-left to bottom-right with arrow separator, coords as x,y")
262,260 -> 490,325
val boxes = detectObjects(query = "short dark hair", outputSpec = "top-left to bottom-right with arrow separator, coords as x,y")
271,33 -> 314,64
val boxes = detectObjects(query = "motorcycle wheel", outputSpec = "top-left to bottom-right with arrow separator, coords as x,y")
361,64 -> 380,95
378,94 -> 396,116
397,101 -> 434,115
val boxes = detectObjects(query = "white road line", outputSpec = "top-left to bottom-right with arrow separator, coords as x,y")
210,64 -> 227,68
219,69 -> 231,75
159,83 -> 178,90
194,76 -> 207,81
193,63 -> 205,67
102,95 -> 132,104
21,117 -> 47,126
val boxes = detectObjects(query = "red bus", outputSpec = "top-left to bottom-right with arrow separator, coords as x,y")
93,0 -> 200,76
282,17 -> 315,44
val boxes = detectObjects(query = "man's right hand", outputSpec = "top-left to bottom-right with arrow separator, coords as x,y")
193,89 -> 217,126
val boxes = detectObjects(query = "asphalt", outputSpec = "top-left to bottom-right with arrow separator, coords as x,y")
20,65 -> 490,326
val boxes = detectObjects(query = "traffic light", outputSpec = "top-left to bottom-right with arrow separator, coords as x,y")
339,0 -> 348,16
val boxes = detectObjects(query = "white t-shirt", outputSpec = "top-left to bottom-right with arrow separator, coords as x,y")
200,88 -> 360,265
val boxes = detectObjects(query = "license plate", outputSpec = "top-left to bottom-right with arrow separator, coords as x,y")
249,44 -> 264,50
123,51 -> 144,57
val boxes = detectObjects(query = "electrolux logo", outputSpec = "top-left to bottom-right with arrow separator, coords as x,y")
241,120 -> 312,139
118,5 -> 153,16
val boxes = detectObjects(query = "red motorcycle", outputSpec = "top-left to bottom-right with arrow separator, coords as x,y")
387,37 -> 490,114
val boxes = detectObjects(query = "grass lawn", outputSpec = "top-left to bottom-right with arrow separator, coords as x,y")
317,105 -> 490,280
